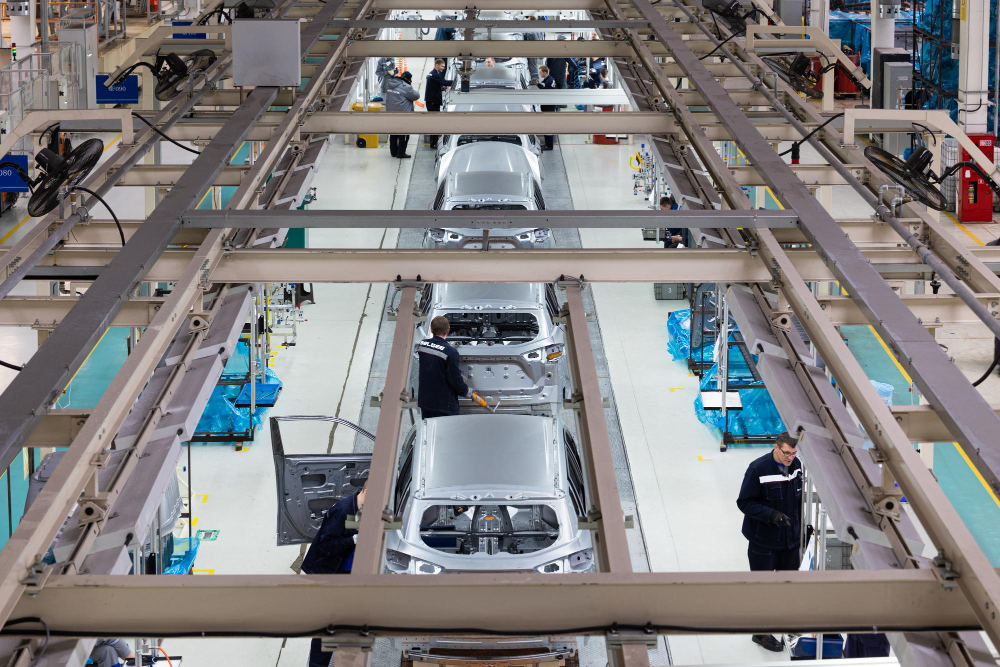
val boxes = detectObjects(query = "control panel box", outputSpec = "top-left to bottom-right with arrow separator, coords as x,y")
957,134 -> 996,223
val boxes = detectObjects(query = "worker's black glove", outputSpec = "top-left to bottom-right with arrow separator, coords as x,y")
769,510 -> 792,528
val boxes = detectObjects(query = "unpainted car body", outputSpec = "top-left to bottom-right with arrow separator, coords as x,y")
416,282 -> 565,410
271,414 -> 595,575
436,123 -> 541,187
428,143 -> 550,249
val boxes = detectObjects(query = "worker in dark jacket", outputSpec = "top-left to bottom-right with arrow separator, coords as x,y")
425,59 -> 453,149
536,65 -> 557,151
659,195 -> 685,248
303,479 -> 367,667
384,71 -> 420,158
737,431 -> 802,653
434,17 -> 457,68
417,315 -> 470,418
545,41 -> 570,89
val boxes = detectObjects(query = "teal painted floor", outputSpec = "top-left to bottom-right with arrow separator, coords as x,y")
843,325 -> 1000,565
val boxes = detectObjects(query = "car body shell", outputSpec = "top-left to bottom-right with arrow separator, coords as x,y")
416,282 -> 565,410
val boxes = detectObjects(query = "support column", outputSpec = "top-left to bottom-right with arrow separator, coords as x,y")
808,0 -> 829,35
9,1 -> 37,59
958,0 -> 991,132
869,0 -> 896,105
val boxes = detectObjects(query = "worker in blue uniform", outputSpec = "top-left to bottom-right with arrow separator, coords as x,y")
416,315 -> 470,418
302,478 -> 368,667
736,431 -> 802,653
658,195 -> 685,248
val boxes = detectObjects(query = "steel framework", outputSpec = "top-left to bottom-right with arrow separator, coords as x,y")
0,2 -> 998,667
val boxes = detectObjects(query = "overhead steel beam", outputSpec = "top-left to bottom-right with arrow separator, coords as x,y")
564,286 -> 632,572
22,411 -> 89,449
345,39 -> 635,57
41,247 -> 978,284
0,297 -> 164,328
816,294 -> 1000,327
180,209 -> 799,229
351,286 -> 416,575
7,570 -> 983,636
771,218 -> 923,244
340,18 -> 647,28
890,405 -> 1000,442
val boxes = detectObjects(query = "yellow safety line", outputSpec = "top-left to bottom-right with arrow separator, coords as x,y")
765,187 -> 785,210
63,327 -> 111,390
0,213 -> 31,245
942,208 -> 986,247
103,133 -> 123,153
868,324 -> 1000,508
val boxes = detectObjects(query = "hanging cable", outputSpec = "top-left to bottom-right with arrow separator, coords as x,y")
69,186 -> 125,246
132,113 -> 201,155
0,359 -> 24,372
779,113 -> 844,156
972,338 -> 1000,386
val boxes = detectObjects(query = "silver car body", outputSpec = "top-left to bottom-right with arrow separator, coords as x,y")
417,282 -> 565,410
271,414 -> 595,575
436,121 -> 542,186
385,414 -> 594,574
429,143 -> 550,249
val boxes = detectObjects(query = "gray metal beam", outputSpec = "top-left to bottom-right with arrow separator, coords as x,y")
0,86 -> 278,522
180,209 -> 799,229
641,0 -> 1000,504
341,18 -> 647,29
0,297 -> 164,328
7,570 -> 984,636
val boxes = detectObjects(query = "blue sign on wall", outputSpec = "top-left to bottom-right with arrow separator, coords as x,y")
0,155 -> 30,193
96,74 -> 140,105
172,20 -> 206,39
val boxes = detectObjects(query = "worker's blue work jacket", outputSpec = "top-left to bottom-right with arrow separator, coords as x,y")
736,452 -> 802,550
416,335 -> 469,416
302,493 -> 359,574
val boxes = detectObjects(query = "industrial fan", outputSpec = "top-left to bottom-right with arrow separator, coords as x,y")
703,0 -> 751,35
761,54 -> 823,99
0,139 -> 104,217
106,49 -> 217,102
864,144 -> 1000,212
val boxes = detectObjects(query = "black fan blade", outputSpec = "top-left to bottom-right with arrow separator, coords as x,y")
762,56 -> 823,99
155,49 -> 218,101
864,145 -> 948,211
25,138 -> 105,217
65,138 -> 104,183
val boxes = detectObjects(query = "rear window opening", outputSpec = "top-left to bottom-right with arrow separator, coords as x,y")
450,204 -> 528,211
444,311 -> 540,344
419,505 -> 560,555
456,135 -> 523,147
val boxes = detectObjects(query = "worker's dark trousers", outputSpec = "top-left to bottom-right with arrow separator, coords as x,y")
421,408 -> 456,418
426,103 -> 442,148
308,639 -> 332,667
748,543 -> 799,572
542,108 -> 558,150
389,134 -> 410,157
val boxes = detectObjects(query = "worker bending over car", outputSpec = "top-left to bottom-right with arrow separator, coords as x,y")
302,477 -> 368,667
417,315 -> 471,418
736,431 -> 802,653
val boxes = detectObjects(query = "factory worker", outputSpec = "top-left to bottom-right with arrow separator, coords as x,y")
416,315 -> 470,418
385,71 -> 420,159
658,195 -> 684,248
303,477 -> 367,667
89,639 -> 134,667
736,431 -> 802,653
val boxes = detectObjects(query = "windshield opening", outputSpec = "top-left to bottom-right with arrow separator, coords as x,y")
444,311 -> 539,344
450,204 -> 528,211
456,135 -> 523,147
419,505 -> 559,555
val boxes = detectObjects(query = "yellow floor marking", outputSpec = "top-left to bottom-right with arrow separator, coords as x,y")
102,133 -> 123,153
0,213 -> 31,245
191,516 -> 199,527
868,325 -> 999,508
192,568 -> 215,574
195,494 -> 209,503
63,327 -> 111,390
697,455 -> 713,461
234,446 -> 251,453
942,209 -> 986,247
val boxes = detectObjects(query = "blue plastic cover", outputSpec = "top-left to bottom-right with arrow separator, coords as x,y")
163,536 -> 200,575
192,340 -> 283,441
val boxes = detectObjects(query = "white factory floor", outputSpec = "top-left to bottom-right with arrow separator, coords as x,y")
2,73 -> 999,667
